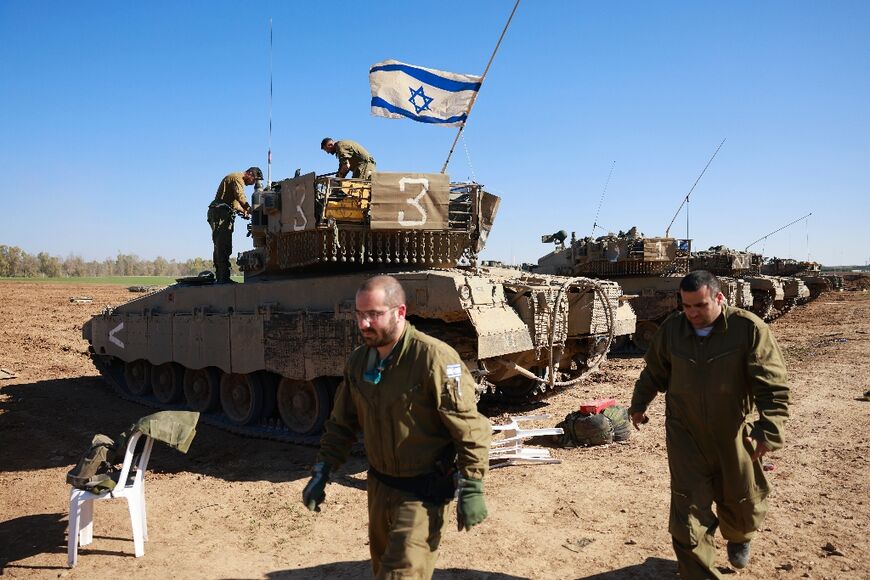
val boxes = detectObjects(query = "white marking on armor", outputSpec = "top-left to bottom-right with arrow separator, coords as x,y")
397,177 -> 429,226
292,181 -> 308,231
109,322 -> 125,349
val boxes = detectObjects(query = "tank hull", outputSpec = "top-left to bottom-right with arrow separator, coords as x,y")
84,269 -> 635,442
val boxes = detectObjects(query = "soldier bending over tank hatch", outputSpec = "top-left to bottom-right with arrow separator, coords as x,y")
320,137 -> 377,179
303,275 -> 491,579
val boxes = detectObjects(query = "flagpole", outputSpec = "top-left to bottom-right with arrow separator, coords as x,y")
441,0 -> 521,174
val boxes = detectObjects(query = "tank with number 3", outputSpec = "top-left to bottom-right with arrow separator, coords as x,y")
83,171 -> 636,443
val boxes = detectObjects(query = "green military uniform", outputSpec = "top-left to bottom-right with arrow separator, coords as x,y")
333,139 -> 376,179
207,172 -> 250,283
317,323 -> 490,579
630,305 -> 789,579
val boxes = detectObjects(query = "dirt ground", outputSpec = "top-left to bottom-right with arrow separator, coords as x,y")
1,280 -> 868,579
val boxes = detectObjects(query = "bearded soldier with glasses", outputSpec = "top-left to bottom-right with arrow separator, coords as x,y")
303,275 -> 491,579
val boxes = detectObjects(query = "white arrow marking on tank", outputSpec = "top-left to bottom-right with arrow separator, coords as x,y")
397,177 -> 429,227
109,322 -> 125,349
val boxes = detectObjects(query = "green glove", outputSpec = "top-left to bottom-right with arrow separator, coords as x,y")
456,477 -> 488,531
302,462 -> 331,512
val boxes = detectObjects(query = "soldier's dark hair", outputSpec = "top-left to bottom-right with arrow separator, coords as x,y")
680,270 -> 721,296
320,137 -> 333,150
358,275 -> 406,308
246,166 -> 263,180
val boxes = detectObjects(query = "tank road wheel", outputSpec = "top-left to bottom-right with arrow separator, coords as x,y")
151,362 -> 184,404
751,291 -> 774,320
220,373 -> 266,426
123,360 -> 152,396
632,321 -> 660,353
183,367 -> 221,413
277,377 -> 331,436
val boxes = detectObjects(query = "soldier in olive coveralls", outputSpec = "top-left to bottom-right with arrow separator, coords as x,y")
207,167 -> 261,283
303,275 -> 490,579
320,137 -> 377,179
630,270 -> 789,579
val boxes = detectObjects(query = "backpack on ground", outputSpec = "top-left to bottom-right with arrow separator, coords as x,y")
557,405 -> 631,447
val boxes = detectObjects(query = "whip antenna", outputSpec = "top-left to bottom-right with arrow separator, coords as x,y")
665,138 -> 726,237
591,160 -> 616,237
745,212 -> 812,252
267,18 -> 273,186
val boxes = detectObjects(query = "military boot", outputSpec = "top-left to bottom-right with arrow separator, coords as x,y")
727,541 -> 751,569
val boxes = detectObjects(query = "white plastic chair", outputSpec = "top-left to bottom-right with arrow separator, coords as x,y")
67,431 -> 154,567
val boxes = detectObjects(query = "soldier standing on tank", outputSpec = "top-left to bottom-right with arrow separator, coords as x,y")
302,275 -> 490,579
320,137 -> 377,179
207,167 -> 262,284
629,270 -> 790,578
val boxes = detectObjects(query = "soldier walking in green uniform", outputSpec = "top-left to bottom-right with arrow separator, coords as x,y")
303,275 -> 490,579
207,167 -> 262,284
629,270 -> 790,579
320,137 -> 377,179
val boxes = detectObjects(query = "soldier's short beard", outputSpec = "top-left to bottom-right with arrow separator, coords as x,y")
361,314 -> 401,348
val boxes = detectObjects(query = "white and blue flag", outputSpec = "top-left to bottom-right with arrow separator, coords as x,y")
369,60 -> 482,127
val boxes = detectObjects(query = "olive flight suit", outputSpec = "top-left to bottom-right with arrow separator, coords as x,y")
317,323 -> 490,579
333,139 -> 376,179
207,172 -> 250,283
630,305 -> 789,579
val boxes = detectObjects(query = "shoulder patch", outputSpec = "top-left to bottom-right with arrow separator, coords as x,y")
445,363 -> 462,378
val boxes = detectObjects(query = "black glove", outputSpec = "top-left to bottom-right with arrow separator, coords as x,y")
302,462 -> 331,512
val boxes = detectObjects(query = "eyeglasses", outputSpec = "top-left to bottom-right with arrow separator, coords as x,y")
354,306 -> 398,322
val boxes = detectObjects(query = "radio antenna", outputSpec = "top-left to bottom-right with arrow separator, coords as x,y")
267,18 -> 273,186
591,160 -> 615,238
665,138 -> 726,237
745,212 -> 812,252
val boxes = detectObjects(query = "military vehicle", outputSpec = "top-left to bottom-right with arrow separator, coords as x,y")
533,228 -> 752,352
762,257 -> 841,299
83,171 -> 636,443
690,247 -> 809,319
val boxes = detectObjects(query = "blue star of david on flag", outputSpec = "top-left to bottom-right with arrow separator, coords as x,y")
408,86 -> 434,114
369,60 -> 482,127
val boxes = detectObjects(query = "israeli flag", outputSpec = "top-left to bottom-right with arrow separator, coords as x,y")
369,60 -> 482,127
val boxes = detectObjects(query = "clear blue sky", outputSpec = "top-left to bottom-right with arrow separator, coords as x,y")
2,1 -> 868,266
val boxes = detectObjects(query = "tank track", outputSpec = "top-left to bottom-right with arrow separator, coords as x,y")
90,353 -> 322,446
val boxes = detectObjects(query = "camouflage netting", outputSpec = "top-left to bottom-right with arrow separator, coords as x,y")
557,405 -> 631,447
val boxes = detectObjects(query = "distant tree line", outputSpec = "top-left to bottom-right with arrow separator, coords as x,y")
0,245 -> 237,278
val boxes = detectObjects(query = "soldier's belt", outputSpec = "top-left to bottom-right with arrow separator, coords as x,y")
368,467 -> 455,504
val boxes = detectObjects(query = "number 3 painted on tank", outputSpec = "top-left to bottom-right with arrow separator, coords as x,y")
292,182 -> 307,231
397,177 -> 429,227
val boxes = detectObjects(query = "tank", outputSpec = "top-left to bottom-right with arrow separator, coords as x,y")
689,247 -> 811,320
762,257 -> 840,299
83,171 -> 636,443
533,228 -> 752,352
